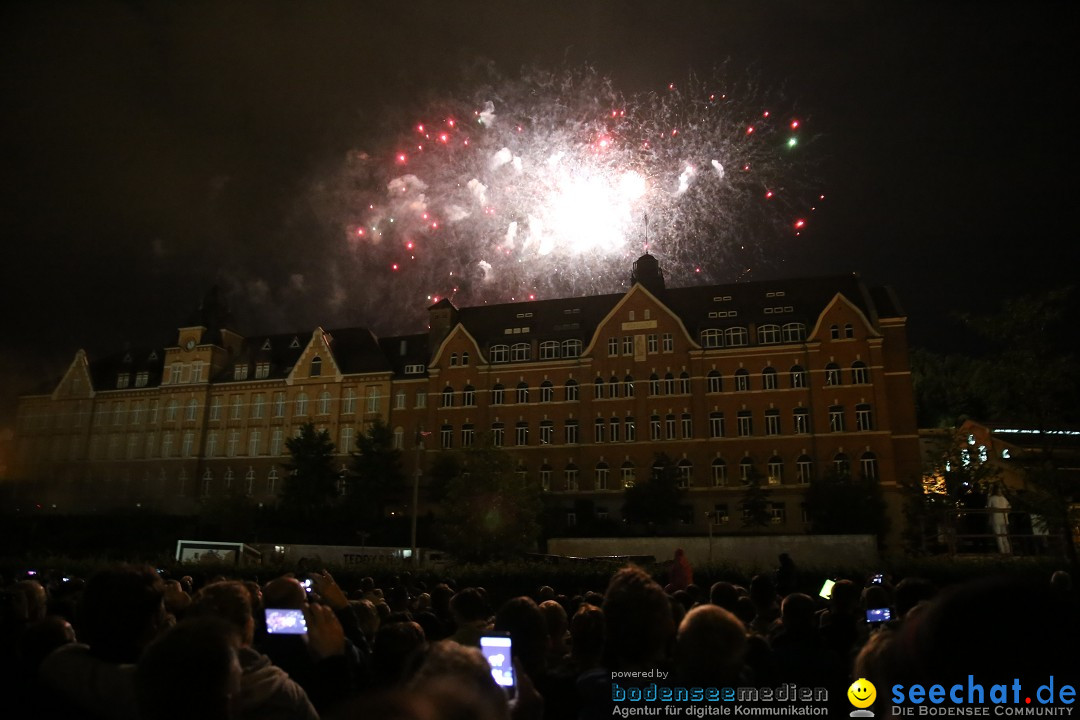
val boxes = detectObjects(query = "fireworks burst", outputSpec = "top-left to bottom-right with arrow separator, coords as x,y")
334,66 -> 822,310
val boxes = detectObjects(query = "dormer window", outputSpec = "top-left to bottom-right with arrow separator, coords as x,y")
255,362 -> 270,379
116,373 -> 130,389
404,364 -> 426,375
233,364 -> 249,381
135,371 -> 149,388
310,356 -> 322,377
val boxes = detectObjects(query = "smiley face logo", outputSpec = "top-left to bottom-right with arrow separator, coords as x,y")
848,678 -> 877,709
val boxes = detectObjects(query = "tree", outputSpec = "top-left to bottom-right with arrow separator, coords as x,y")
348,420 -> 405,535
962,287 -> 1079,569
437,436 -> 542,561
622,453 -> 687,528
803,465 -> 887,537
280,422 -> 341,518
740,469 -> 772,530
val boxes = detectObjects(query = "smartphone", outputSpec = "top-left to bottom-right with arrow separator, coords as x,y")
818,579 -> 835,600
480,633 -> 515,696
265,608 -> 308,635
301,578 -> 313,594
870,573 -> 884,585
865,607 -> 892,624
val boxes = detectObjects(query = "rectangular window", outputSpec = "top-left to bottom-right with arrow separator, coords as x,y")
441,425 -> 453,449
366,388 -> 380,413
515,423 -> 529,446
272,393 -> 285,417
270,429 -> 283,456
650,416 -> 661,441
665,415 -> 676,440
681,414 -> 693,438
192,361 -> 204,383
622,336 -> 633,356
416,391 -> 427,409
252,394 -> 265,419
797,458 -> 813,484
492,386 -> 505,405
248,429 -> 261,456
393,428 -> 404,449
231,395 -> 243,419
647,334 -> 658,353
594,418 -> 605,443
340,427 -> 354,454
227,431 -> 239,457
596,468 -> 609,491
254,362 -> 270,379
770,503 -> 786,525
394,391 -> 406,410
625,417 -> 636,441
565,468 -> 579,491
737,412 -> 753,436
662,333 -> 674,352
609,418 -> 620,443
768,460 -> 783,485
607,337 -> 619,357
461,425 -> 474,447
343,389 -> 357,414
564,420 -> 579,444
765,412 -> 781,436
540,421 -> 553,445
491,424 -> 504,447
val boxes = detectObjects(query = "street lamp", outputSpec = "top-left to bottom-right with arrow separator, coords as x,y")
412,429 -> 431,567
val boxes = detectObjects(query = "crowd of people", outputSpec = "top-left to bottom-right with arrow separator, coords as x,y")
0,553 -> 1076,719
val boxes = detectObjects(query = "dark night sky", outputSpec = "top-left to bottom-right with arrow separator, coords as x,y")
1,0 -> 1077,428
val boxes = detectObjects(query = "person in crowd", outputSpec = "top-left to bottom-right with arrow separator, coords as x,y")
187,580 -> 319,720
673,604 -> 747,686
38,565 -> 170,719
668,548 -> 693,591
135,617 -> 242,720
448,587 -> 492,646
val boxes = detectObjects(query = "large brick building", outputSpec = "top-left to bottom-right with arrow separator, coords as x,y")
8,255 -> 921,537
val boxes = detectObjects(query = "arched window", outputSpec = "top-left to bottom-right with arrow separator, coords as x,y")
790,365 -> 807,388
734,368 -> 750,392
516,382 -> 529,403
539,463 -> 552,491
711,458 -> 728,487
796,455 -> 814,484
609,376 -> 620,398
461,352 -> 469,366
511,343 -> 530,362
677,459 -> 693,489
758,324 -> 781,344
851,361 -> 869,384
562,339 -> 582,358
623,375 -> 635,397
664,373 -> 675,395
490,344 -> 509,363
782,323 -> 806,343
701,328 -> 723,348
707,370 -> 722,393
679,372 -> 691,394
761,366 -> 777,390
564,463 -> 579,491
450,353 -> 458,367
595,462 -> 610,491
739,457 -> 755,483
564,379 -> 579,402
824,363 -> 841,386
539,340 -> 560,360
310,356 -> 322,377
441,386 -> 454,408
620,460 -> 636,488
844,323 -> 854,339
594,377 -> 605,399
462,385 -> 476,406
725,326 -> 749,347
767,455 -> 784,485
860,451 -> 878,480
834,453 -> 851,477
539,381 -> 553,403
492,383 -> 505,405
830,324 -> 840,340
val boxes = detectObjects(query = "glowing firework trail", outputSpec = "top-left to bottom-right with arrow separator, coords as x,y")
339,67 -> 821,308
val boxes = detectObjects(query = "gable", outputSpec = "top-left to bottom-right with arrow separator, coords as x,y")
286,328 -> 342,385
807,293 -> 879,342
430,323 -> 484,368
52,349 -> 95,400
583,284 -> 699,357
